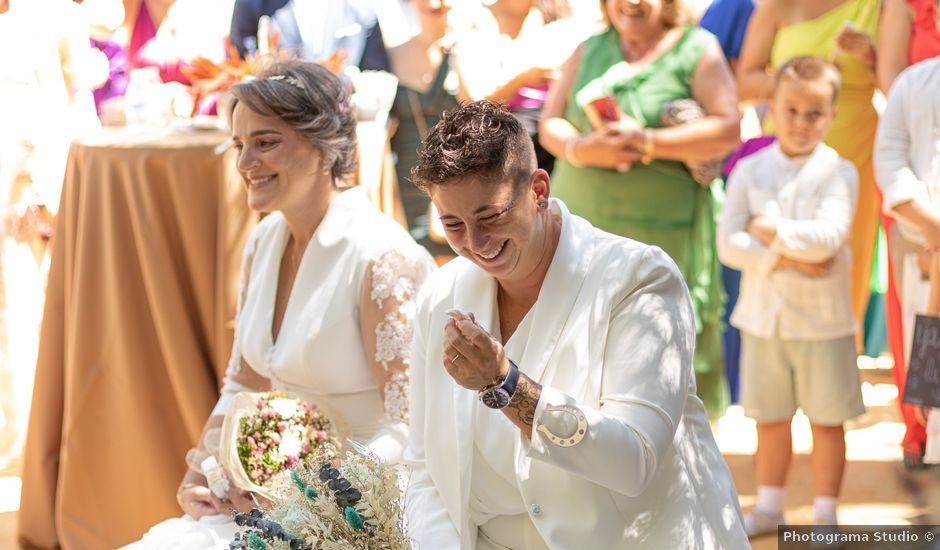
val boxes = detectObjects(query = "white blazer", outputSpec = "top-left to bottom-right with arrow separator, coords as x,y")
718,142 -> 858,341
405,199 -> 748,549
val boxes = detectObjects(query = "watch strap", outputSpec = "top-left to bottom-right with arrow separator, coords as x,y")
501,359 -> 520,400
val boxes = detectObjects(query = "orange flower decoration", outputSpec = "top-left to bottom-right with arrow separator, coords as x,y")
183,34 -> 348,116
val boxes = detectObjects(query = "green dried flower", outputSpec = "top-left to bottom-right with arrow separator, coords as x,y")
291,469 -> 306,490
344,506 -> 364,530
303,486 -> 318,500
246,531 -> 266,549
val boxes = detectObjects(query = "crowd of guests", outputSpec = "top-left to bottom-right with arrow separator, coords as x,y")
5,0 -> 940,547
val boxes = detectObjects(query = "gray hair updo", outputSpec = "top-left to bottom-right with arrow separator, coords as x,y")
229,58 -> 357,182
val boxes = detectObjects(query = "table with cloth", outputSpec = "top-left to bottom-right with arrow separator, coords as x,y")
16,126 -> 254,549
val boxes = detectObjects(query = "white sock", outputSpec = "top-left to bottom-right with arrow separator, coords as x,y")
814,496 -> 838,522
755,486 -> 785,516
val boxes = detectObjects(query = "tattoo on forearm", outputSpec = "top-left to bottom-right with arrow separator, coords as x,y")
509,373 -> 541,428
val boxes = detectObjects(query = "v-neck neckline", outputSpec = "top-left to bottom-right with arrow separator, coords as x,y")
269,219 -> 312,346
266,191 -> 349,347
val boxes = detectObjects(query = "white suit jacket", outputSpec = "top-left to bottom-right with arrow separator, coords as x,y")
405,199 -> 748,549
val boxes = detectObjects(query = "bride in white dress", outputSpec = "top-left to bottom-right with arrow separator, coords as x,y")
124,59 -> 434,549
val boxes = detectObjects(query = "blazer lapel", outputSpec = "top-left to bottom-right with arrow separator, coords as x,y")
514,199 -> 594,384
450,262 -> 496,545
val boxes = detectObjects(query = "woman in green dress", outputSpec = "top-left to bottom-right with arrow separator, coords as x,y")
539,0 -> 740,417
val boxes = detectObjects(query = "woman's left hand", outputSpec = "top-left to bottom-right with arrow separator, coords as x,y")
220,485 -> 263,514
835,24 -> 876,67
442,310 -> 509,391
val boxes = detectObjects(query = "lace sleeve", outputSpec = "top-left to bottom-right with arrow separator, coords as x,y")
359,249 -> 434,425
212,228 -> 272,417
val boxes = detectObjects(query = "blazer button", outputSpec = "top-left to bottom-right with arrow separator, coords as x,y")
529,503 -> 542,517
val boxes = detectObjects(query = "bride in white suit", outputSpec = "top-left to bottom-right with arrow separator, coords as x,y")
404,100 -> 749,549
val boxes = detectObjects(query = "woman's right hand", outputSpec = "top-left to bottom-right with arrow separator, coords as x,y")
178,483 -> 227,520
571,123 -> 642,170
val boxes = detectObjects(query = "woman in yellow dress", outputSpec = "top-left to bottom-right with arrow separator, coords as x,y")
737,0 -> 881,344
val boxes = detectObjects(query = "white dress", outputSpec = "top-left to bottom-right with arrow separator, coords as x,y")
124,187 -> 435,549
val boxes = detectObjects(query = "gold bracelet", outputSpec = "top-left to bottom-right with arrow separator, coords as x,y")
641,129 -> 655,165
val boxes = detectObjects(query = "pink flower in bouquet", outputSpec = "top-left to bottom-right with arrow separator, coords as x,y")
235,392 -> 337,489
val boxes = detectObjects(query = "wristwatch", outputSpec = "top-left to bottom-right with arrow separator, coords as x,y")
478,359 -> 520,409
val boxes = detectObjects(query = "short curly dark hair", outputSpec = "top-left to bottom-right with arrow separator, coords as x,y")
410,101 -> 536,192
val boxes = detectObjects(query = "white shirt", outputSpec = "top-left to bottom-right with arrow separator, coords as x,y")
874,56 -> 940,245
718,142 -> 858,340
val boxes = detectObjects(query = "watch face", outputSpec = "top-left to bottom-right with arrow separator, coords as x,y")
481,387 -> 511,409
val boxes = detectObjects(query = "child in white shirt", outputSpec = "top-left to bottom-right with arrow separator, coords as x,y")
718,56 -> 864,537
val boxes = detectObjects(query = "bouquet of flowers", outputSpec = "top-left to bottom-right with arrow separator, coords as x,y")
229,442 -> 410,550
213,392 -> 338,502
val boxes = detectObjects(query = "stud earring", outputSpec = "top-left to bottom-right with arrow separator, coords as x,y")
538,201 -> 548,210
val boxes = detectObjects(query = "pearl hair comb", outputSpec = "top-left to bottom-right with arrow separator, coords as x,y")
266,74 -> 304,89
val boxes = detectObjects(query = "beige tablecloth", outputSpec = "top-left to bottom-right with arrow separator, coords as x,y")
17,126 -> 255,549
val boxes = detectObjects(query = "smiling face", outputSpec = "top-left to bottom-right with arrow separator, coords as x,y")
770,77 -> 836,157
430,170 -> 551,283
231,102 -> 326,214
605,0 -> 666,34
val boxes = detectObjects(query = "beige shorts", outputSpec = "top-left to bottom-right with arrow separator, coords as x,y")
740,332 -> 865,426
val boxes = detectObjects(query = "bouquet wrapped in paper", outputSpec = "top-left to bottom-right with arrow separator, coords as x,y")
229,442 -> 410,550
204,392 -> 338,502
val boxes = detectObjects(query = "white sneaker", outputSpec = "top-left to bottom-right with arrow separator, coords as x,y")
743,509 -> 785,538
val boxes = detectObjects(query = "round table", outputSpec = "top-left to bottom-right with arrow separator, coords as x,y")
18,126 -> 255,549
